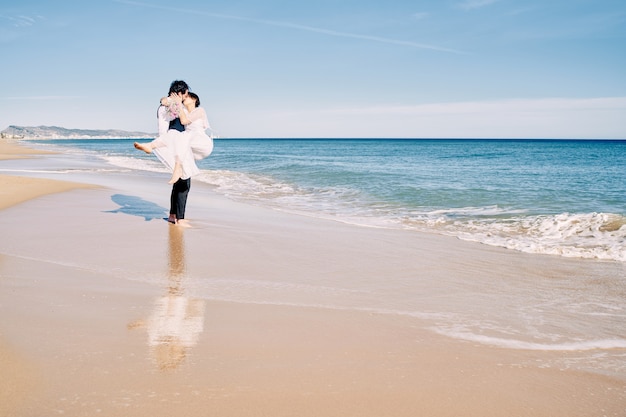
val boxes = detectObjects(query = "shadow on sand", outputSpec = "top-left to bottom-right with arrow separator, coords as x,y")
105,194 -> 167,221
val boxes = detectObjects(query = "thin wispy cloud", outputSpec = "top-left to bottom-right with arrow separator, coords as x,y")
456,0 -> 502,11
504,6 -> 538,17
114,0 -> 463,54
0,14 -> 43,27
412,12 -> 430,20
0,14 -> 45,43
1,95 -> 81,100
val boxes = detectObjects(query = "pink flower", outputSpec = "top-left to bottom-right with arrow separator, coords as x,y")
167,102 -> 180,119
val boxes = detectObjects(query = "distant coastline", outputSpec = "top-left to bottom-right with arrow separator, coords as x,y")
0,125 -> 155,140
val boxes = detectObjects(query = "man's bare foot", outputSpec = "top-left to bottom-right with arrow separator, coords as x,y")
168,165 -> 183,184
167,215 -> 177,224
134,142 -> 152,154
176,219 -> 191,228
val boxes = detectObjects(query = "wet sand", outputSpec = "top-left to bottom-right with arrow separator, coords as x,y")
0,140 -> 94,210
1,138 -> 625,416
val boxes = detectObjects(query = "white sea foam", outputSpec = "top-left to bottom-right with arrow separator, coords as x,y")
432,327 -> 626,351
453,212 -> 626,261
428,205 -> 527,217
0,167 -> 132,175
100,155 -> 168,174
196,169 -> 295,196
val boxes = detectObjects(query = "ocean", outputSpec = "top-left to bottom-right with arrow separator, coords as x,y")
28,138 -> 626,262
14,137 -> 626,378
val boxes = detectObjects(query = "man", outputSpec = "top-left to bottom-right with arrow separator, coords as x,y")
134,79 -> 193,226
160,80 -> 191,226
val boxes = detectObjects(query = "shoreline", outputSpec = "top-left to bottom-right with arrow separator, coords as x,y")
1,138 -> 625,416
0,139 -> 97,210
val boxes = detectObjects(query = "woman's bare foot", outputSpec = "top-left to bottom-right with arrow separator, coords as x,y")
134,142 -> 152,154
168,163 -> 183,184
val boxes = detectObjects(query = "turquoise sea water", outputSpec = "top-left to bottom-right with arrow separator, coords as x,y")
28,138 -> 626,262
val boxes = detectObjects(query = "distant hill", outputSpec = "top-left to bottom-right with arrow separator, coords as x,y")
1,125 -> 154,139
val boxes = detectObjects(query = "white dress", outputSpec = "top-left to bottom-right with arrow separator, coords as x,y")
153,107 -> 214,179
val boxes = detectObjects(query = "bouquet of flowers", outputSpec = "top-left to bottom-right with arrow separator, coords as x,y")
165,97 -> 182,120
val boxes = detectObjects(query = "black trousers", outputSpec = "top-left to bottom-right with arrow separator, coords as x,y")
170,178 -> 191,220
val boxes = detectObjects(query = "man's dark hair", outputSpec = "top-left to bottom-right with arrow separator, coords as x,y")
169,80 -> 189,95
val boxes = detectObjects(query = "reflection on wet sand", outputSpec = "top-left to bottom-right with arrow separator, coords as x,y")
129,225 -> 205,371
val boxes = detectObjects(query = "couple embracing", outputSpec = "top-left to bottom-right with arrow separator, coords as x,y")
135,80 -> 214,226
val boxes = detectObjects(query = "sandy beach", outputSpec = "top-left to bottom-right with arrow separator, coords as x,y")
1,138 -> 625,417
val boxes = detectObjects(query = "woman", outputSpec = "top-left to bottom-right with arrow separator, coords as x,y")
135,92 -> 214,184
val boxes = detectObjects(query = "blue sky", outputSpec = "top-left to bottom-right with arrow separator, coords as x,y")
1,0 -> 625,138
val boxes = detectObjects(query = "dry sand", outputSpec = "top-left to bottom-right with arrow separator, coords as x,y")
1,138 -> 624,417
